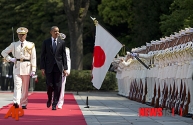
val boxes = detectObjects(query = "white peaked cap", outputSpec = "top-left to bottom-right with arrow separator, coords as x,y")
165,36 -> 171,41
146,42 -> 152,46
170,34 -> 175,40
59,33 -> 66,39
185,27 -> 193,34
179,30 -> 186,36
16,27 -> 28,34
174,32 -> 180,38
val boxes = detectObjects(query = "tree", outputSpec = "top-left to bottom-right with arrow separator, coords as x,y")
160,0 -> 193,36
98,0 -> 173,48
98,0 -> 132,48
0,0 -> 68,66
63,0 -> 90,70
132,0 -> 173,46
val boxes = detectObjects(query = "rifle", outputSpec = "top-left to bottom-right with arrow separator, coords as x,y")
132,80 -> 137,100
171,88 -> 178,110
136,81 -> 141,102
11,27 -> 17,68
169,83 -> 176,110
182,91 -> 190,116
141,79 -> 147,104
128,83 -> 133,99
159,83 -> 165,107
151,83 -> 156,106
12,27 -> 15,42
154,85 -> 160,108
131,81 -> 135,100
178,84 -> 186,115
174,82 -> 182,114
139,80 -> 143,102
165,84 -> 172,109
162,84 -> 168,108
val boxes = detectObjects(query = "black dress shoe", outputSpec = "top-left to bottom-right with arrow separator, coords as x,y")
13,103 -> 19,108
183,113 -> 192,118
52,106 -> 56,110
47,101 -> 51,108
22,106 -> 27,109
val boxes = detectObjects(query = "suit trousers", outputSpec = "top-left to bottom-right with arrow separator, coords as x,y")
1,76 -> 8,90
13,74 -> 30,106
46,64 -> 62,106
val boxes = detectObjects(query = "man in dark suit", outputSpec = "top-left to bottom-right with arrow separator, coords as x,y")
1,58 -> 10,91
40,26 -> 68,110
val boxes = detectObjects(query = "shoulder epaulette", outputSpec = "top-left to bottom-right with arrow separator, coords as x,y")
25,41 -> 35,54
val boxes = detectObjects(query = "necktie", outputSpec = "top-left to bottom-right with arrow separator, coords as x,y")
53,39 -> 57,52
21,42 -> 23,48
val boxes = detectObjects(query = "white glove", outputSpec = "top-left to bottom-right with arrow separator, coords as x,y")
30,71 -> 35,76
10,58 -> 16,63
131,53 -> 138,57
126,52 -> 131,56
6,74 -> 9,77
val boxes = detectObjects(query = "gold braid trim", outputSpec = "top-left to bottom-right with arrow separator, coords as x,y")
4,55 -> 9,62
25,42 -> 35,55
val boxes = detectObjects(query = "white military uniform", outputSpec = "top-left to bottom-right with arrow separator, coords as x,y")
186,41 -> 193,114
57,47 -> 71,109
123,56 -> 132,98
138,51 -> 154,102
1,27 -> 36,107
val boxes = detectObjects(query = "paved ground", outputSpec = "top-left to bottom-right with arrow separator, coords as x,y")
0,91 -> 193,125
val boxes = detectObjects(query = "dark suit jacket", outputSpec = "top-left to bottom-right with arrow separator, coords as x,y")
40,37 -> 68,73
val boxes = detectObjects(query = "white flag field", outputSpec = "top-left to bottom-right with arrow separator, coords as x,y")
91,24 -> 122,89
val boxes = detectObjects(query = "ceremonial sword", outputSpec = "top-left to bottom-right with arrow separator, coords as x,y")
126,47 -> 151,70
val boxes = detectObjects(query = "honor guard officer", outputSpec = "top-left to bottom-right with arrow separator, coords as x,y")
1,27 -> 36,109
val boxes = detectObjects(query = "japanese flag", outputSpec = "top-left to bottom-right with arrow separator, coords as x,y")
91,24 -> 122,89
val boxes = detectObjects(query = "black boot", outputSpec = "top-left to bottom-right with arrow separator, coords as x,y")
13,103 -> 19,108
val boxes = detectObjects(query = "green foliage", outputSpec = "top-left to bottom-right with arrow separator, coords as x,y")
131,0 -> 173,47
83,53 -> 93,70
3,0 -> 193,72
160,0 -> 193,36
35,70 -> 118,91
0,0 -> 68,65
97,0 -> 133,48
98,0 -> 174,49
98,0 -> 132,26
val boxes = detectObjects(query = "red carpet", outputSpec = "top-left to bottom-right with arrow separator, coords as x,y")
0,93 -> 87,125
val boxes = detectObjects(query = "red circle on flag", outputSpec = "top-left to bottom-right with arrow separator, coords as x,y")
93,46 -> 106,67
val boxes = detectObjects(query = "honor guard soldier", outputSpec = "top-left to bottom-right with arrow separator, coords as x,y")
57,33 -> 71,109
1,27 -> 36,109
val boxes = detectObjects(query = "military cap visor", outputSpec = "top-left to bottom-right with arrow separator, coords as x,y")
17,27 -> 28,34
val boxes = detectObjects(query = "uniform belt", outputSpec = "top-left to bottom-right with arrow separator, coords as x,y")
16,59 -> 30,62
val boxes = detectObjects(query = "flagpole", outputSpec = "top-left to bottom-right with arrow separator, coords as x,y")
84,17 -> 101,108
84,72 -> 89,108
84,17 -> 100,109
83,16 -> 98,109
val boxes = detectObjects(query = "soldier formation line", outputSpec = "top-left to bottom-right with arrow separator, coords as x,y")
112,27 -> 193,118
